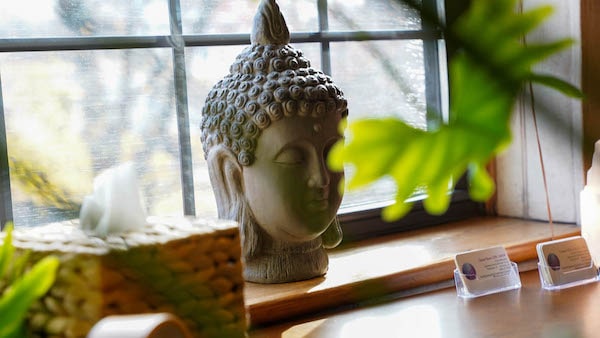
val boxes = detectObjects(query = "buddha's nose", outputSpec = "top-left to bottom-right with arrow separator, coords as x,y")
307,157 -> 330,188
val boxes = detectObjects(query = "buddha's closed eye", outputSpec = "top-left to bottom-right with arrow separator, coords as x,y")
274,147 -> 304,165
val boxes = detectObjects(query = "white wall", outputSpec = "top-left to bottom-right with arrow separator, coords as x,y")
496,0 -> 583,223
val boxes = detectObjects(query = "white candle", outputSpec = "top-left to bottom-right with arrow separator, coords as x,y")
581,140 -> 600,266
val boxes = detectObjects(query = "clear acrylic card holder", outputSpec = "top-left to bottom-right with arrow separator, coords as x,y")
536,236 -> 600,291
454,261 -> 521,298
537,261 -> 599,290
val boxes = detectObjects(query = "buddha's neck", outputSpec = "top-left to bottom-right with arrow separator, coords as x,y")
243,229 -> 328,283
261,234 -> 322,254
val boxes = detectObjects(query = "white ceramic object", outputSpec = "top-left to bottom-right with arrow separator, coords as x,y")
86,313 -> 191,338
79,162 -> 146,236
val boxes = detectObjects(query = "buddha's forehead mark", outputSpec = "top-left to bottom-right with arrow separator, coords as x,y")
313,123 -> 322,134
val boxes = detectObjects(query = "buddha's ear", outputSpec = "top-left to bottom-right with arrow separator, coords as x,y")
321,217 -> 343,249
206,145 -> 245,220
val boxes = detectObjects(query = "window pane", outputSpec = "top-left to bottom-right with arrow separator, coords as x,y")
331,40 -> 426,126
181,0 -> 318,35
1,49 -> 181,226
0,0 -> 169,38
331,40 -> 426,210
186,43 -> 322,217
328,0 -> 421,31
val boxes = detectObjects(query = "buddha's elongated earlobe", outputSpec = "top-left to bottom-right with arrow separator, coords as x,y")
207,144 -> 262,259
321,217 -> 343,249
238,200 -> 262,259
207,145 -> 244,221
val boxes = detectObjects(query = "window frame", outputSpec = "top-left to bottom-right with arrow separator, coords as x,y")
0,0 -> 483,234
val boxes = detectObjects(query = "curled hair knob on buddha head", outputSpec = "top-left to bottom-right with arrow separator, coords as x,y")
251,0 -> 290,45
200,0 -> 347,283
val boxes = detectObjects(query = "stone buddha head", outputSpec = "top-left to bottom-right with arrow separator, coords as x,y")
200,0 -> 348,283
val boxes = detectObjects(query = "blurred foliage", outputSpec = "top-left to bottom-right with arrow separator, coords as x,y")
329,0 -> 583,221
6,59 -> 92,222
10,157 -> 80,214
4,3 -> 180,224
0,224 -> 59,338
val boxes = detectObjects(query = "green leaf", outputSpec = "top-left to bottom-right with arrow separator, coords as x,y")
332,118 -> 423,189
8,250 -> 31,284
468,163 -> 495,202
0,256 -> 60,338
382,199 -> 412,221
528,74 -> 585,98
423,179 -> 452,215
327,140 -> 346,173
494,6 -> 554,39
0,224 -> 14,279
506,40 -> 574,73
330,118 -> 503,220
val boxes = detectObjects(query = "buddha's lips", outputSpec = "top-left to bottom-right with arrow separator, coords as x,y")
307,198 -> 329,211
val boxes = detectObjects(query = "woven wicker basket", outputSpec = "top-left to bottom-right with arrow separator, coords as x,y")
7,217 -> 246,338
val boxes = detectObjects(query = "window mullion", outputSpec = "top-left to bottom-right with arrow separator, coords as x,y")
422,0 -> 444,130
0,30 -> 439,53
169,0 -> 195,216
318,0 -> 332,76
0,74 -> 13,230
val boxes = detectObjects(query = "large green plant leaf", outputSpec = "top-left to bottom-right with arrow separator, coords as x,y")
329,0 -> 583,221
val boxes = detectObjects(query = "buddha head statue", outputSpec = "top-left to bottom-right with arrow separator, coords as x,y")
200,0 -> 348,283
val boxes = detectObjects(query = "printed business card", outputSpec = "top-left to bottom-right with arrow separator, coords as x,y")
454,246 -> 515,294
537,236 -> 598,286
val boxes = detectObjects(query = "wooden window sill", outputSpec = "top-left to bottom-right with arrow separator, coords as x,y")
244,216 -> 579,326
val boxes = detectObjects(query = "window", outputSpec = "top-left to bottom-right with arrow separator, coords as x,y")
0,0 -> 480,234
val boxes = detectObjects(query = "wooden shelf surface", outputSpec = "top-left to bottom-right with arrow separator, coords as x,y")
244,217 -> 579,326
250,269 -> 600,337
